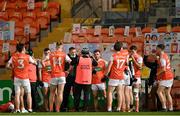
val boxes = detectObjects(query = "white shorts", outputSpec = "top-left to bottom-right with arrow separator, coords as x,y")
159,79 -> 173,88
43,82 -> 49,88
108,79 -> 125,86
50,77 -> 66,85
14,77 -> 31,93
91,83 -> 106,91
133,77 -> 141,85
124,73 -> 130,86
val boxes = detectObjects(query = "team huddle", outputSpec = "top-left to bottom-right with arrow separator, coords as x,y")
6,41 -> 174,113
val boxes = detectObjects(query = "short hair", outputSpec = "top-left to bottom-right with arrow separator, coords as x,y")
44,48 -> 50,52
27,49 -> 33,56
69,47 -> 75,51
81,47 -> 89,55
130,45 -> 137,51
151,35 -> 157,39
157,44 -> 165,50
16,43 -> 25,52
114,41 -> 123,51
56,42 -> 63,48
94,49 -> 101,54
145,34 -> 151,38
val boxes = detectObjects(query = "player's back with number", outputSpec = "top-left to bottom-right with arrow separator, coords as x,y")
110,50 -> 128,80
50,50 -> 66,77
157,53 -> 173,80
12,52 -> 30,79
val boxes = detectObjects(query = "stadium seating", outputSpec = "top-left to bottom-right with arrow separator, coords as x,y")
17,2 -> 27,12
29,22 -> 40,42
6,3 -> 17,12
35,2 -> 44,12
157,26 -> 167,33
172,26 -> 180,32
36,11 -> 50,30
0,12 -> 9,21
9,12 -> 23,22
0,40 -> 17,67
14,21 -> 28,43
46,1 -> 61,22
22,11 -> 36,24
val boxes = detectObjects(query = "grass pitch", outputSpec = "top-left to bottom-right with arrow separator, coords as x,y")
0,112 -> 180,116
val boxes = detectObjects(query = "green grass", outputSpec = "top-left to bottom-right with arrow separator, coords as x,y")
0,112 -> 180,116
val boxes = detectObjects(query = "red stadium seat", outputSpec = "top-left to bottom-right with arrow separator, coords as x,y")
87,35 -> 102,43
36,11 -> 50,30
23,11 -> 36,24
157,26 -> 167,33
15,22 -> 28,43
35,2 -> 44,12
172,26 -> 180,32
0,12 -> 9,21
9,12 -> 23,22
129,27 -> 136,34
29,22 -> 40,41
86,28 -> 94,35
115,28 -> 124,35
142,27 -> 152,33
72,35 -> 87,43
17,2 -> 27,12
101,28 -> 108,35
131,36 -> 144,43
123,36 -> 132,44
6,3 -> 17,12
102,36 -> 117,43
46,1 -> 60,21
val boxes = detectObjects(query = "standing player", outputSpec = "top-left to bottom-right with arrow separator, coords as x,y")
105,41 -> 129,112
74,48 -> 98,112
6,43 -> 36,113
91,49 -> 107,111
39,48 -> 51,111
156,44 -> 174,111
129,45 -> 143,112
49,42 -> 71,112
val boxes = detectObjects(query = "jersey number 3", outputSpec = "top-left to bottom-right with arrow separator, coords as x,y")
17,59 -> 24,69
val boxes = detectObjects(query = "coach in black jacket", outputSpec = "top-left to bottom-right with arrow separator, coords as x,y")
61,47 -> 78,112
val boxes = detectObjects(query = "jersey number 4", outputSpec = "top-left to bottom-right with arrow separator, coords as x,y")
53,57 -> 62,66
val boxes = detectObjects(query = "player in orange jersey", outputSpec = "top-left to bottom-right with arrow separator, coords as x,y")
91,49 -> 107,111
39,48 -> 51,111
156,44 -> 174,111
49,43 -> 71,112
105,41 -> 129,112
6,43 -> 37,113
129,45 -> 143,112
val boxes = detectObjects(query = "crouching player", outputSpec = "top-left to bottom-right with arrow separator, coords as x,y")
91,49 -> 107,111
